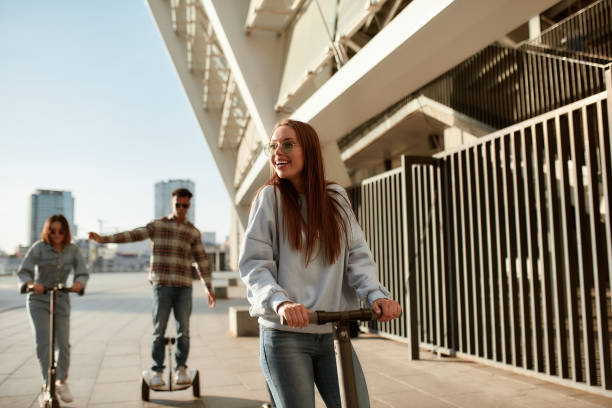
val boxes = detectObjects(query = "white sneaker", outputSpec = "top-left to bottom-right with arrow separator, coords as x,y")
56,381 -> 73,403
176,366 -> 190,385
151,371 -> 165,387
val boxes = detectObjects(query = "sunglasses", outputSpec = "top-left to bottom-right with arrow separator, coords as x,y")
263,140 -> 298,157
175,203 -> 190,209
50,229 -> 65,235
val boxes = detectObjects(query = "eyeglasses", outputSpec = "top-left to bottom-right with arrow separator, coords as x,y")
263,140 -> 298,157
175,203 -> 190,209
50,229 -> 65,235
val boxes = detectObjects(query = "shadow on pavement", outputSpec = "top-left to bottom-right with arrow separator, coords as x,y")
146,398 -> 205,407
146,395 -> 265,407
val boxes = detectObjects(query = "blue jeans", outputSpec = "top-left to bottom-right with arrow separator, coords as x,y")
151,285 -> 192,372
27,293 -> 71,382
259,327 -> 370,408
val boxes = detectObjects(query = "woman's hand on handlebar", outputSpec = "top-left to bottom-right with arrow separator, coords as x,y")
28,282 -> 45,294
71,281 -> 83,293
372,298 -> 402,323
277,302 -> 310,328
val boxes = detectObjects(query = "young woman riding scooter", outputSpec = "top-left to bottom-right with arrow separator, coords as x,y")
17,214 -> 89,405
239,120 -> 402,408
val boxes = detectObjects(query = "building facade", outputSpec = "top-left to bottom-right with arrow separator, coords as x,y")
146,0 -> 577,267
29,189 -> 75,245
154,179 -> 196,223
148,0 -> 612,394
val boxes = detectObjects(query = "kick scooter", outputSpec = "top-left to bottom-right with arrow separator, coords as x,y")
282,308 -> 379,408
21,283 -> 84,408
140,335 -> 201,401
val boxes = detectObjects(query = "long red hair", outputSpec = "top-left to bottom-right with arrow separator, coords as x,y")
264,119 -> 350,265
41,214 -> 71,248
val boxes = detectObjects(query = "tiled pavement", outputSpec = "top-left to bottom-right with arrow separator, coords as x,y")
0,272 -> 610,408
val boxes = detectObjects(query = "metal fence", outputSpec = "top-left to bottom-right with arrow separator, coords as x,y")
340,45 -> 608,151
522,0 -> 612,61
420,45 -> 607,129
347,169 -> 413,347
349,67 -> 612,392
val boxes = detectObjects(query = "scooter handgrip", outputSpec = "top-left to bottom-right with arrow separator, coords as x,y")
315,309 -> 377,324
58,286 -> 84,295
279,309 -> 379,325
279,311 -> 318,326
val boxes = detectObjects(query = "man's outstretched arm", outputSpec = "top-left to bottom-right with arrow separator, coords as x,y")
89,226 -> 150,244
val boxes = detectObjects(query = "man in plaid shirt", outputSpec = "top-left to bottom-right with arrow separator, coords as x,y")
89,188 -> 215,387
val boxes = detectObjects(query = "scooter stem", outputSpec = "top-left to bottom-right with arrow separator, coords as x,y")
167,340 -> 173,392
47,288 -> 59,407
333,321 -> 359,408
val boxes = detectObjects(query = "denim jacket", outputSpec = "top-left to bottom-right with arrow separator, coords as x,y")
17,240 -> 89,293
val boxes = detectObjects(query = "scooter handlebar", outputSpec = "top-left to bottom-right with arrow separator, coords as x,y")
280,308 -> 378,326
20,284 -> 85,296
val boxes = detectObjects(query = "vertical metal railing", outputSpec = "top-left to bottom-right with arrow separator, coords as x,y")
339,1 -> 611,153
425,83 -> 612,390
420,45 -> 607,129
347,169 -> 410,343
348,66 -> 612,392
339,43 -> 608,153
522,0 -> 612,61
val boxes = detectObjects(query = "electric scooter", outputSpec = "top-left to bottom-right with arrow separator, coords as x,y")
140,335 -> 201,401
21,283 -> 84,408
282,308 -> 379,408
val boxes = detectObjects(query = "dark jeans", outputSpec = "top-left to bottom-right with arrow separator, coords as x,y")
259,326 -> 370,408
151,285 -> 192,372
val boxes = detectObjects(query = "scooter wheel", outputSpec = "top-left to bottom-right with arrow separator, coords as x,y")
192,371 -> 201,398
43,397 -> 60,408
141,377 -> 150,401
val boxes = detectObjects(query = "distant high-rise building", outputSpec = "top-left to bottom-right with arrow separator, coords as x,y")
155,179 -> 195,224
201,231 -> 216,245
29,190 -> 75,245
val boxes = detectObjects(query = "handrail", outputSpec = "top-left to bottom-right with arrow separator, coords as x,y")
519,43 -> 609,68
417,44 -> 607,129
434,90 -> 608,158
536,0 -> 607,38
520,0 -> 612,61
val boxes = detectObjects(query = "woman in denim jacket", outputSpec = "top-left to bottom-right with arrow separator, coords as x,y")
17,214 -> 89,404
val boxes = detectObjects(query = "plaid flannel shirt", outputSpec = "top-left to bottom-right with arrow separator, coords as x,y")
100,215 -> 211,287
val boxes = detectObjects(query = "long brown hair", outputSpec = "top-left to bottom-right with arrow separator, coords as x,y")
41,214 -> 71,248
264,119 -> 350,265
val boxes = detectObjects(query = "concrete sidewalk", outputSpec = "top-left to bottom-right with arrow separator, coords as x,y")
0,272 -> 610,408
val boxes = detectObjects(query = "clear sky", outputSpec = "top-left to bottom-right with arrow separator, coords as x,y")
0,2 -> 231,253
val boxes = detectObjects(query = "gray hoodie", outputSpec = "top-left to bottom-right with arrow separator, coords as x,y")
239,183 -> 390,334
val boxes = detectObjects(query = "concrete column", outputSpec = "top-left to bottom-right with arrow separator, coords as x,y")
215,249 -> 221,271
443,126 -> 477,150
529,15 -> 541,39
229,205 -> 246,271
321,141 -> 351,187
